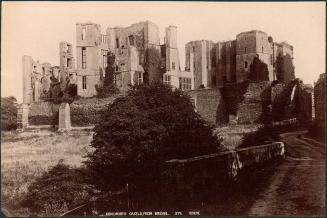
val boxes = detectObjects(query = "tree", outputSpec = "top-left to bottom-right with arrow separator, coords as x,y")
275,54 -> 295,83
144,47 -> 162,84
86,83 -> 221,195
1,96 -> 17,131
96,51 -> 118,97
104,51 -> 116,87
249,56 -> 269,82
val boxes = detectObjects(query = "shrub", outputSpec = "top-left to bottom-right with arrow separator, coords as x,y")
1,96 -> 17,131
21,160 -> 94,216
86,83 -> 222,195
28,115 -> 52,125
95,84 -> 119,98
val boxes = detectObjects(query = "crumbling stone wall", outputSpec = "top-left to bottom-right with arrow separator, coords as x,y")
237,81 -> 271,124
28,102 -> 54,125
187,89 -> 228,125
314,73 -> 325,129
293,84 -> 313,122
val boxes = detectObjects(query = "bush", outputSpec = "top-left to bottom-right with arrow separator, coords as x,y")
28,115 -> 52,125
21,160 -> 94,216
95,84 -> 119,98
86,83 -> 222,195
1,96 -> 17,131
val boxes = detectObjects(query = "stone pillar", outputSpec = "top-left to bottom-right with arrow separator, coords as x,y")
17,104 -> 29,130
58,103 -> 71,131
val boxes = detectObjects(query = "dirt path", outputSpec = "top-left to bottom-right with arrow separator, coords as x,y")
248,131 -> 325,216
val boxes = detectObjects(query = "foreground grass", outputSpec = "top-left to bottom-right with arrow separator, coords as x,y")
1,130 -> 93,216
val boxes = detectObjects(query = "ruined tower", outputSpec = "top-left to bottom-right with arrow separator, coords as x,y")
236,30 -> 274,82
185,40 -> 216,89
76,22 -> 108,97
22,55 -> 33,104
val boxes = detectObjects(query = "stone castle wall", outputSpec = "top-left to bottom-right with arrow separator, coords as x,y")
186,89 -> 228,125
314,73 -> 325,128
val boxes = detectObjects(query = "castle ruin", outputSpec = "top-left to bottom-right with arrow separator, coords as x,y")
22,21 -> 294,104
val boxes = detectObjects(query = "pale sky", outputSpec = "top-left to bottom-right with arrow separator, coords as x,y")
1,1 -> 325,103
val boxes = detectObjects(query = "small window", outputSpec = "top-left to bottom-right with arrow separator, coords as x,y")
244,47 -> 247,53
244,61 -> 248,69
116,38 -> 120,48
262,46 -> 264,53
67,58 -> 71,68
137,72 -> 143,85
128,35 -> 135,46
82,28 -> 86,40
116,65 -> 119,72
270,54 -> 273,65
172,62 -> 175,70
164,75 -> 171,85
82,76 -> 87,89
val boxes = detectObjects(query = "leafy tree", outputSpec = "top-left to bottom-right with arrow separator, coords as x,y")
86,83 -> 221,195
1,96 -> 17,131
96,51 -> 118,98
104,51 -> 116,87
249,56 -> 269,82
275,54 -> 295,83
144,47 -> 162,84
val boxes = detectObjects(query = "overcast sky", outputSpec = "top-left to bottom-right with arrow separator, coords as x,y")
1,1 -> 325,103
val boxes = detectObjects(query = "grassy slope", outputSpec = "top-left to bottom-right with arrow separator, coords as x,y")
1,130 -> 93,216
214,124 -> 261,150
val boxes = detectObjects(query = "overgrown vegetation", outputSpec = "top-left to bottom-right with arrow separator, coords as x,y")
96,51 -> 119,98
144,47 -> 162,84
21,160 -> 94,216
248,55 -> 269,82
86,83 -> 221,198
1,130 -> 92,216
1,96 -> 17,131
275,54 -> 295,83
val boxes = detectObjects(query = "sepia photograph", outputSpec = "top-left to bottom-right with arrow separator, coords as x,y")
1,1 -> 326,217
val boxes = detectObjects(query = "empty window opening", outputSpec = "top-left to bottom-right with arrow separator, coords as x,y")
82,47 -> 86,69
244,61 -> 248,69
116,38 -> 120,48
129,35 -> 135,46
82,76 -> 87,89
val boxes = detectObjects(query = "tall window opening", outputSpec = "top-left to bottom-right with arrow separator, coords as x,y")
172,62 -> 175,70
116,38 -> 120,48
102,50 -> 107,69
244,61 -> 248,69
82,47 -> 86,69
82,76 -> 87,89
128,35 -> 135,46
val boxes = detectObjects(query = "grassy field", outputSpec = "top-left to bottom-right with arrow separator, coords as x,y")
1,129 -> 93,216
1,123 -> 259,216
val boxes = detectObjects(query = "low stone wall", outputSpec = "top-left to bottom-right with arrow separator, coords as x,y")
28,102 -> 54,125
163,142 -> 285,201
